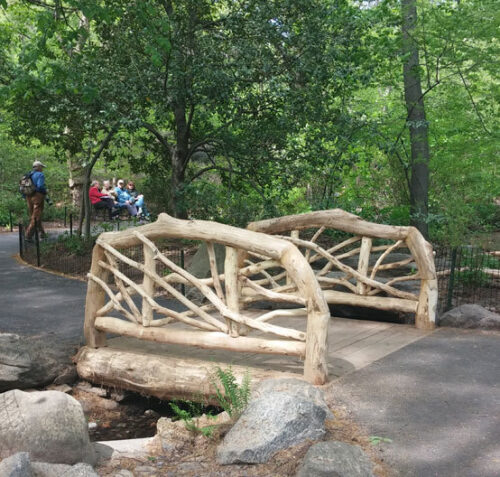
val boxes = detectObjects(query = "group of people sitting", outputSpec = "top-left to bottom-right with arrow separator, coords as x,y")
89,179 -> 150,221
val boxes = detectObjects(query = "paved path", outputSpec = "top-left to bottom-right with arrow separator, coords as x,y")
326,327 -> 500,477
1,231 -> 499,476
0,231 -> 86,341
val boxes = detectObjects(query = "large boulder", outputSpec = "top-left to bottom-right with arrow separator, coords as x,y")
0,333 -> 78,392
296,441 -> 375,477
0,390 -> 96,465
186,242 -> 226,279
0,452 -> 32,477
217,378 -> 330,464
439,304 -> 500,330
0,453 -> 98,477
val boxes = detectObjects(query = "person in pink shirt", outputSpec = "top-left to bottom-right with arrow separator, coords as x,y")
89,180 -> 118,220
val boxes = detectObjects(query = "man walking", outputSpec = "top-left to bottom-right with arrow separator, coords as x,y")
25,160 -> 48,240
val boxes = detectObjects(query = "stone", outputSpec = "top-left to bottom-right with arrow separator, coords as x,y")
187,242 -> 226,279
253,378 -> 333,419
0,389 -> 96,465
0,452 -> 33,477
296,441 -> 375,477
152,417 -> 193,453
0,333 -> 78,392
217,379 -> 329,464
114,471 -> 135,477
439,304 -> 500,330
46,384 -> 72,393
32,462 -> 99,477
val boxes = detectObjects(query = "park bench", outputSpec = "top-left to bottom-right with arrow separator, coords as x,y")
77,210 -> 436,399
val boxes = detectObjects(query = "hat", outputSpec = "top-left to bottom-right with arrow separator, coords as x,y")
117,179 -> 124,185
33,160 -> 46,168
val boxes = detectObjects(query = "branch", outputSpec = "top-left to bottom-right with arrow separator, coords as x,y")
142,122 -> 171,152
457,67 -> 491,135
89,122 -> 120,171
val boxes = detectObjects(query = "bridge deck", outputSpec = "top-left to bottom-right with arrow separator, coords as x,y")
108,316 -> 433,381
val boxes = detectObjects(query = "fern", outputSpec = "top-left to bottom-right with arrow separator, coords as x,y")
169,400 -> 216,437
212,366 -> 251,418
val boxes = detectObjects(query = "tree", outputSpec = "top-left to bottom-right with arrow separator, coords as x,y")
402,0 -> 430,237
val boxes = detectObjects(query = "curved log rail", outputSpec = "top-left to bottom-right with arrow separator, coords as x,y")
83,213 -> 330,385
247,209 -> 437,330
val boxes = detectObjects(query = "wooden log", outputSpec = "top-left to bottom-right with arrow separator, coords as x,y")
405,227 -> 436,279
248,209 -> 410,240
103,251 -> 142,323
94,317 -> 306,357
207,242 -> 225,301
97,260 -> 221,332
357,237 -> 372,295
224,246 -> 241,337
284,235 -> 419,301
415,278 -> 437,330
280,246 -> 330,385
87,273 -> 138,324
370,240 -> 404,279
84,244 -> 108,347
287,230 -> 300,285
323,290 -> 418,313
76,346 -> 304,403
97,240 -> 226,332
98,213 -> 291,261
308,236 -> 361,266
317,276 -> 358,293
241,276 -> 306,306
305,226 -> 326,262
244,260 -> 280,288
136,233 -> 305,341
142,242 -> 156,326
255,308 -> 307,323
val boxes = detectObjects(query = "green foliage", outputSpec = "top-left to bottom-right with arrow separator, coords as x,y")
168,401 -> 216,438
211,367 -> 251,419
369,436 -> 393,445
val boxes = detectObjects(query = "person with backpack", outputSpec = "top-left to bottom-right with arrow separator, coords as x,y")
22,160 -> 48,241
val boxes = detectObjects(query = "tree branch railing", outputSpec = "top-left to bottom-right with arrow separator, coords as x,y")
248,209 -> 437,330
83,213 -> 330,384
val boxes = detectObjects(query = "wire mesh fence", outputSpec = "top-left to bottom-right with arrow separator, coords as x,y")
18,222 -> 192,284
435,246 -> 499,315
17,221 -> 500,318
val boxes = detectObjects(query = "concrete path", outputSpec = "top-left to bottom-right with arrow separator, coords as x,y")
0,231 -> 86,341
1,230 -> 499,476
326,327 -> 500,477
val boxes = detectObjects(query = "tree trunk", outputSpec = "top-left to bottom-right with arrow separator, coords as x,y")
170,104 -> 189,219
402,0 -> 430,239
83,167 -> 92,239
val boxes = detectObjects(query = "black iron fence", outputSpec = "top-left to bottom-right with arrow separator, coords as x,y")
18,223 -> 188,285
435,246 -> 499,315
16,223 -> 500,317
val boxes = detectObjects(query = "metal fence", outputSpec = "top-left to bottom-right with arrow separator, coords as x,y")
17,225 -> 499,317
435,246 -> 499,315
18,223 -> 188,283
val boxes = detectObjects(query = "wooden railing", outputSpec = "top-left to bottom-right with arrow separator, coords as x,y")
248,209 -> 437,330
83,213 -> 330,385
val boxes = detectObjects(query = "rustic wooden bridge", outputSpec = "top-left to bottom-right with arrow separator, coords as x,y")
77,210 -> 437,399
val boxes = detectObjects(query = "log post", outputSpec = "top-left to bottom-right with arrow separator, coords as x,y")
84,244 -> 108,347
224,246 -> 241,337
287,230 -> 300,286
281,245 -> 330,385
357,237 -> 372,295
415,278 -> 437,329
142,243 -> 156,326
